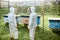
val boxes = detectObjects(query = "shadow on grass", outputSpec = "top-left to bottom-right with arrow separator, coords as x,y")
35,26 -> 60,40
52,29 -> 60,36
18,24 -> 60,40
18,24 -> 30,40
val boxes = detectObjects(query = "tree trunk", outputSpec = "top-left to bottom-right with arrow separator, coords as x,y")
0,0 -> 1,8
8,0 -> 10,8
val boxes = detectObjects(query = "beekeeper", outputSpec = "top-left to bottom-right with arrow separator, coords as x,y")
8,7 -> 18,40
28,6 -> 37,40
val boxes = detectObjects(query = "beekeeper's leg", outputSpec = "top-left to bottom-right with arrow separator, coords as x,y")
14,28 -> 18,40
33,27 -> 36,37
29,28 -> 34,40
9,26 -> 14,40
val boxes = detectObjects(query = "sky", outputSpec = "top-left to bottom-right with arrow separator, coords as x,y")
4,0 -> 55,6
5,0 -> 55,2
5,0 -> 46,1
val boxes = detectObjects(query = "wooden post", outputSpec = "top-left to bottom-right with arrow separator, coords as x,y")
41,5 -> 45,32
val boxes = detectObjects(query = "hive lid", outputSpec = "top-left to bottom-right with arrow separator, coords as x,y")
49,18 -> 60,20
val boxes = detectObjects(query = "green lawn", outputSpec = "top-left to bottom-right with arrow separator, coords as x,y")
0,9 -> 60,40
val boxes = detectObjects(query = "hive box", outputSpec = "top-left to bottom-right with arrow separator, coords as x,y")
20,15 -> 40,25
3,15 -> 21,23
3,15 -> 40,25
49,18 -> 60,29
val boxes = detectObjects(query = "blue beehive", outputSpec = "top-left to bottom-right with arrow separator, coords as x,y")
49,18 -> 60,29
4,15 -> 40,25
20,15 -> 40,25
37,16 -> 40,25
4,15 -> 21,23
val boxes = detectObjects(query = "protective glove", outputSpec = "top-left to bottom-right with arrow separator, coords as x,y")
28,25 -> 31,30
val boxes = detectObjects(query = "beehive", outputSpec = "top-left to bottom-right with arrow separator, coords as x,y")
49,18 -> 60,29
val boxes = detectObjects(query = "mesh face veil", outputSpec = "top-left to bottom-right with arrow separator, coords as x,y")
30,6 -> 36,13
10,7 -> 15,13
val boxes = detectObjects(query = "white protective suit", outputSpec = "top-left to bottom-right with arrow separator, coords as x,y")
8,7 -> 18,40
28,7 -> 37,40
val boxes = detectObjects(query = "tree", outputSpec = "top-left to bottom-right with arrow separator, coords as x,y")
8,0 -> 10,8
0,0 -> 1,8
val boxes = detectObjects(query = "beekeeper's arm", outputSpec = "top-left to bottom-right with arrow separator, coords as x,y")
28,14 -> 33,29
14,15 -> 17,28
12,15 -> 17,28
8,13 -> 13,23
33,15 -> 37,28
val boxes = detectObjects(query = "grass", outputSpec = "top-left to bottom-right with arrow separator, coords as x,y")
0,8 -> 60,40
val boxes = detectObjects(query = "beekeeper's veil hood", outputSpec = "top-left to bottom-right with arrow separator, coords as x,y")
30,6 -> 36,13
9,7 -> 15,13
